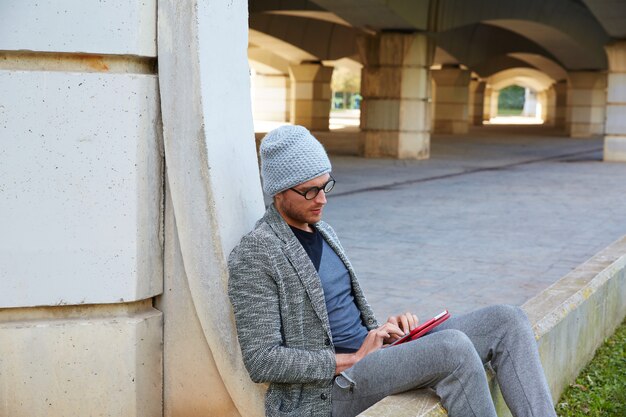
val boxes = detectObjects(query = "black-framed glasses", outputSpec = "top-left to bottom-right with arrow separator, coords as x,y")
289,176 -> 335,200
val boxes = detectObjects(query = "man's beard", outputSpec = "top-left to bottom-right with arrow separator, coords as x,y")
278,199 -> 323,225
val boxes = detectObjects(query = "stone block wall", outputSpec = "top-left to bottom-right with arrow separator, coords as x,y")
0,2 -> 164,416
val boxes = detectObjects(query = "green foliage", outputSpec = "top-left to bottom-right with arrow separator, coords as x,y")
498,85 -> 525,110
331,67 -> 360,93
556,318 -> 626,417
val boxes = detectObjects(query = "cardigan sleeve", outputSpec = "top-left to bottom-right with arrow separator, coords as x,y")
228,234 -> 336,384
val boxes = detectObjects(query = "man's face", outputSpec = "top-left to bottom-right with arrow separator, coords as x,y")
274,173 -> 331,231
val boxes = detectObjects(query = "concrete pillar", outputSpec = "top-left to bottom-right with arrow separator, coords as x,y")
432,65 -> 471,134
537,89 -> 548,121
545,86 -> 556,125
469,79 -> 486,125
543,84 -> 556,126
567,71 -> 607,137
483,86 -> 499,122
553,80 -> 568,129
358,32 -> 434,159
483,85 -> 493,122
604,41 -> 626,161
251,73 -> 290,122
158,1 -> 266,416
288,62 -> 333,131
0,3 -> 163,417
523,88 -> 538,117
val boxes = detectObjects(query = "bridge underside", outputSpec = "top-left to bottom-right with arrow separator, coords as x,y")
249,0 -> 626,161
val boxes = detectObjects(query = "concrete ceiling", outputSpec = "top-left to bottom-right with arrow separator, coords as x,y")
436,23 -> 561,70
249,13 -> 360,61
489,68 -> 555,91
582,0 -> 626,38
248,0 -> 621,81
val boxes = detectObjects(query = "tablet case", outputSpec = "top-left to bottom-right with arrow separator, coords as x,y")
390,310 -> 450,346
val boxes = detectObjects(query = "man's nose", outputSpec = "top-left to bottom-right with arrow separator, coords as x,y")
314,189 -> 327,204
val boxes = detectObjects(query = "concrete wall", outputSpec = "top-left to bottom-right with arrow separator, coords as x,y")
157,1 -> 267,416
0,1 -> 163,416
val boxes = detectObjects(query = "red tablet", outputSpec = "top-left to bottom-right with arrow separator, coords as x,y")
390,310 -> 450,346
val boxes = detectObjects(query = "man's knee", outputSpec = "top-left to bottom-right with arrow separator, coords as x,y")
435,329 -> 483,373
484,305 -> 537,347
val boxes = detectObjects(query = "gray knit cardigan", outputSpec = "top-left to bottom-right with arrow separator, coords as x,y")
228,204 -> 379,417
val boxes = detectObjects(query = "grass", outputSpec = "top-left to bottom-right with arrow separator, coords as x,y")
497,108 -> 523,116
556,318 -> 626,417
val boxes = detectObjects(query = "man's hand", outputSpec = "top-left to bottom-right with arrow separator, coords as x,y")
385,312 -> 419,342
335,322 -> 404,375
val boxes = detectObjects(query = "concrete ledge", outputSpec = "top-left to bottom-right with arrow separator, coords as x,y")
359,236 -> 626,416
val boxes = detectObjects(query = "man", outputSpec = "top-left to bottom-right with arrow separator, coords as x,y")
228,125 -> 557,417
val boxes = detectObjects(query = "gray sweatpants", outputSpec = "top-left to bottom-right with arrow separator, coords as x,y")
331,305 -> 557,417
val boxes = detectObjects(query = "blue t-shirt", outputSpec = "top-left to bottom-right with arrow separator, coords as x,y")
290,226 -> 368,353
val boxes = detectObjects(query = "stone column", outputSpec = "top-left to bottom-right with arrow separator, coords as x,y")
544,87 -> 556,125
251,73 -> 290,122
483,86 -> 499,122
158,1 -> 267,416
483,85 -> 493,122
0,3 -> 163,417
358,32 -> 434,159
523,88 -> 538,117
604,41 -> 626,161
567,71 -> 607,137
288,62 -> 333,131
432,65 -> 471,134
469,79 -> 486,125
553,80 -> 568,129
537,89 -> 548,121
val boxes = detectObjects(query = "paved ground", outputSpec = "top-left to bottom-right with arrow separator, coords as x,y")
317,125 -> 626,322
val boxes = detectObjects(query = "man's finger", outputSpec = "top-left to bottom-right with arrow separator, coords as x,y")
400,314 -> 409,334
405,312 -> 417,331
384,322 -> 404,336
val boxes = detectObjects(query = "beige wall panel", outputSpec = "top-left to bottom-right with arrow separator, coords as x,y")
570,123 -> 605,136
364,131 -> 429,159
399,100 -> 430,132
435,86 -> 469,103
0,70 -> 163,308
605,106 -> 626,134
400,67 -> 430,99
255,86 -> 289,100
397,132 -> 430,159
362,67 -> 401,98
604,136 -> 626,161
0,0 -> 156,57
255,75 -> 290,89
607,73 -> 626,103
361,99 -> 401,130
0,304 -> 162,417
293,82 -> 315,100
434,103 -> 469,120
434,120 -> 469,134
291,99 -> 331,117
570,106 -> 606,124
569,90 -> 606,106
159,185 -> 240,417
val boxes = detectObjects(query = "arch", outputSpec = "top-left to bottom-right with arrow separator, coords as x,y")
436,23 -> 561,70
471,55 -> 535,78
248,43 -> 291,75
489,68 -> 554,92
485,19 -> 606,70
249,28 -> 317,64
249,13 -> 360,62
433,0 -> 609,70
507,53 -> 567,82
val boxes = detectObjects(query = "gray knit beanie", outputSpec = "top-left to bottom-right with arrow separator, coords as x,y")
260,125 -> 332,196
